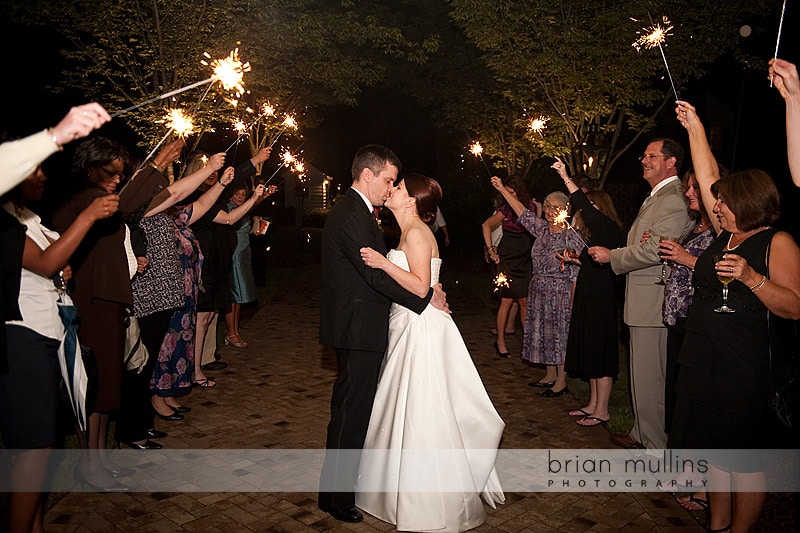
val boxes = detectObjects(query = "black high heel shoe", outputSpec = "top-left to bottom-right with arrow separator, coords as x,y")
122,440 -> 163,450
168,404 -> 191,414
494,340 -> 511,359
154,410 -> 184,421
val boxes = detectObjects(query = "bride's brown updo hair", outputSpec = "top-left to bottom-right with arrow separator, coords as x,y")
402,173 -> 442,224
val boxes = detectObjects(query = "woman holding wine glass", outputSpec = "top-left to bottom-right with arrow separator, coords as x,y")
671,100 -> 800,533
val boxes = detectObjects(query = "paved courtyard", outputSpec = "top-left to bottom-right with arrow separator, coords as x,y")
41,260 -> 705,532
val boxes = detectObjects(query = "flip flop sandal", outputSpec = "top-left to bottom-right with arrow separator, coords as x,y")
568,409 -> 592,417
577,416 -> 609,427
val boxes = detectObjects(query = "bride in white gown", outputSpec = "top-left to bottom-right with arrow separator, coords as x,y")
355,174 -> 504,532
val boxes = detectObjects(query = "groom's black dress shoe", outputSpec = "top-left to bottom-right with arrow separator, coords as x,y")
318,504 -> 363,523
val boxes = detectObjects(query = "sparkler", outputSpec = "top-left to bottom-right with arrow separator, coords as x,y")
269,115 -> 299,147
469,141 -> 493,176
111,48 -> 251,117
264,148 -> 305,184
554,207 -> 588,248
528,115 -> 550,137
632,16 -> 679,100
137,108 -> 194,170
771,0 -> 788,87
492,272 -> 510,293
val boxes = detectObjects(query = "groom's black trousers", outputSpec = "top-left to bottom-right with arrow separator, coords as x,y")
319,347 -> 384,509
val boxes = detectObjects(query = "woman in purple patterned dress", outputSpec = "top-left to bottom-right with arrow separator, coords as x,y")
491,178 -> 583,397
150,165 -> 235,417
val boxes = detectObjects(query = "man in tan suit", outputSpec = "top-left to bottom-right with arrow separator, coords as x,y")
589,138 -> 693,449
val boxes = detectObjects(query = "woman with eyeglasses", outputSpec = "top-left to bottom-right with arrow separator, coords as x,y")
53,137 -> 150,490
491,177 -> 583,397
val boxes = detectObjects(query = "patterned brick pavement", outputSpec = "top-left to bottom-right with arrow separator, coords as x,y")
42,261 -> 702,532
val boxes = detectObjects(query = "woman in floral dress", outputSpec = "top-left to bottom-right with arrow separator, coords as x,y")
491,178 -> 583,397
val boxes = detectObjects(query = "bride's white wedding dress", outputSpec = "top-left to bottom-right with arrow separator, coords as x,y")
355,250 -> 505,532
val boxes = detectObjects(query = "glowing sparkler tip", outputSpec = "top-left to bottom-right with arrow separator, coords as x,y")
469,142 -> 483,156
632,16 -> 673,51
211,48 -> 251,95
161,108 -> 194,138
553,208 -> 570,226
528,115 -> 550,135
232,119 -> 247,134
261,102 -> 276,117
492,272 -> 510,292
282,115 -> 298,129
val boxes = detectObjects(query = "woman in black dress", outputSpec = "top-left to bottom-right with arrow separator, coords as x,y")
673,101 -> 800,533
481,176 -> 534,358
554,159 -> 624,427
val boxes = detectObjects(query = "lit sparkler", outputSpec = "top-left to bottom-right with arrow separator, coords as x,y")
112,48 -> 251,117
632,16 -> 679,100
162,108 -> 195,138
528,115 -> 550,137
265,148 -> 305,184
261,102 -> 276,117
493,272 -> 510,293
469,141 -> 492,176
269,114 -> 299,147
232,119 -> 248,135
554,207 -> 588,248
202,48 -> 251,96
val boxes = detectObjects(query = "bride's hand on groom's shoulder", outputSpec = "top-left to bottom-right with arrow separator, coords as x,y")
360,247 -> 388,270
431,284 -> 451,314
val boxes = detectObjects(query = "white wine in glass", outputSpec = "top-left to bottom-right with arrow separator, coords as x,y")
713,253 -> 735,313
655,236 -> 678,285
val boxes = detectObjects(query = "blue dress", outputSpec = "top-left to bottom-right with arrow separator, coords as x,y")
227,202 -> 257,304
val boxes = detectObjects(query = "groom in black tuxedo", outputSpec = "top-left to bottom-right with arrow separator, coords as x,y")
318,145 -> 446,522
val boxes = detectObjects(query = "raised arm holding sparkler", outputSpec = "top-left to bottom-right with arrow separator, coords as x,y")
490,176 -> 540,218
0,103 -> 111,194
769,58 -> 800,188
144,152 -> 226,217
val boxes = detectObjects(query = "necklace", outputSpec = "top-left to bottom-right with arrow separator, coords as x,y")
694,220 -> 710,233
724,227 -> 769,251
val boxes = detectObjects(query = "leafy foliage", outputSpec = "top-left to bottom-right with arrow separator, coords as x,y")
447,0 -> 773,186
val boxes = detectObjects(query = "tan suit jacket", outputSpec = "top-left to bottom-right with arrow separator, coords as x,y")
610,178 -> 693,327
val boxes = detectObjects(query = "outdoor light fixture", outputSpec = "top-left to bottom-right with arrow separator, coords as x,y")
572,123 -> 610,179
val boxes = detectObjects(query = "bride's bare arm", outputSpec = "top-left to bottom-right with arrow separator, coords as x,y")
360,226 -> 433,298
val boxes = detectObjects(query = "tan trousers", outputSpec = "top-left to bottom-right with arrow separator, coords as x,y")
201,314 -> 219,366
628,326 -> 668,449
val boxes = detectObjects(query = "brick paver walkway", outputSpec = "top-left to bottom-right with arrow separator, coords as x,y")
43,261 -> 702,532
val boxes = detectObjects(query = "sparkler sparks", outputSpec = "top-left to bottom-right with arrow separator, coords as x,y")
553,207 -> 588,248
632,16 -> 679,100
261,102 -> 276,117
632,16 -> 673,51
493,272 -> 510,293
203,48 -> 251,96
162,108 -> 195,138
232,119 -> 248,135
112,48 -> 252,117
528,115 -> 550,136
469,141 -> 493,176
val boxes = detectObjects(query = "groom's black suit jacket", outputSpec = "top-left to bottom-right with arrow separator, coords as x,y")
319,187 -> 431,352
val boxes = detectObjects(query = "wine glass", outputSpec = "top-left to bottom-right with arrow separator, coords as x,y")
713,253 -> 735,313
655,236 -> 678,285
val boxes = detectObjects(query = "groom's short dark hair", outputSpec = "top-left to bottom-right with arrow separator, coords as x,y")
352,144 -> 402,182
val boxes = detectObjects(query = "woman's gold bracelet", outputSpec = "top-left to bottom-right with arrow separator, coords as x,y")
749,275 -> 767,292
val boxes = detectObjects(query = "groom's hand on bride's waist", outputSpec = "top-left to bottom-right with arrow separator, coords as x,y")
431,284 -> 451,313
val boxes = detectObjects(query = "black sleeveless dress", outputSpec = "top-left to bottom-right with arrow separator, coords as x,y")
669,229 -> 776,454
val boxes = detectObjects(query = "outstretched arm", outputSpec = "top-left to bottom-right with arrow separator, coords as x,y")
675,101 -> 721,235
144,152 -> 227,216
769,58 -> 800,187
213,184 -> 271,225
188,167 -> 234,225
22,194 -> 119,277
